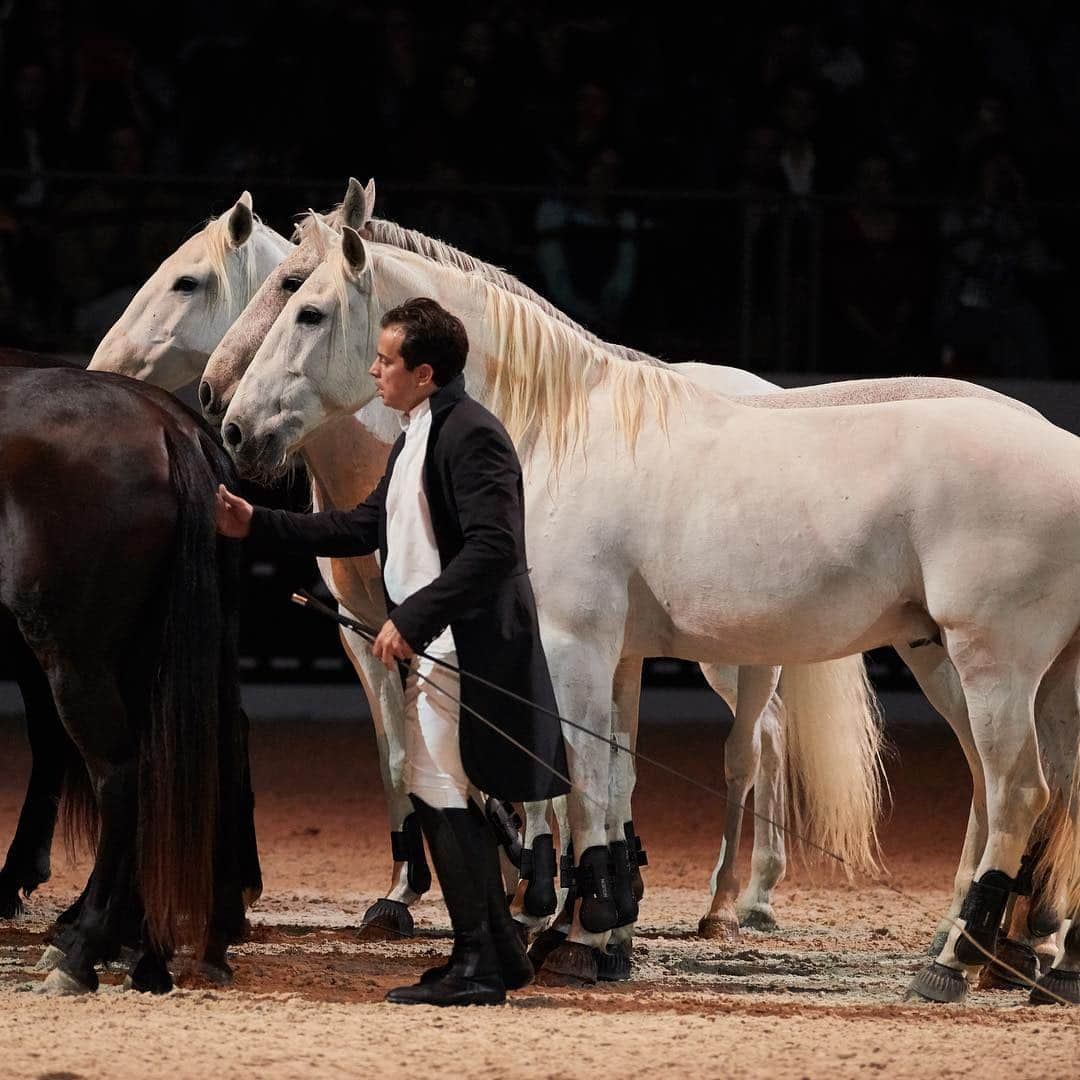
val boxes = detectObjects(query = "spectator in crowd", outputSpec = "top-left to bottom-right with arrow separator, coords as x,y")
857,28 -> 942,192
824,151 -> 932,372
534,146 -> 639,337
545,80 -> 620,187
67,31 -> 152,170
775,80 -> 824,196
0,60 -> 64,208
938,141 -> 1056,377
411,159 -> 512,267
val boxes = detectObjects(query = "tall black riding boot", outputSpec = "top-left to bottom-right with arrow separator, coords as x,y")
420,801 -> 533,990
386,796 -> 505,1006
469,800 -> 533,988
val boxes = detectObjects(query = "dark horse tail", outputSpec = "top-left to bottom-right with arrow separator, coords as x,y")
139,421 -> 242,952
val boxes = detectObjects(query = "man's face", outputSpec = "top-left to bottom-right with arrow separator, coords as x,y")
370,325 -> 435,413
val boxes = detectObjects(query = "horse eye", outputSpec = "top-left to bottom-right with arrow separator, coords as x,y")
172,276 -> 199,293
281,275 -> 304,293
297,307 -> 323,325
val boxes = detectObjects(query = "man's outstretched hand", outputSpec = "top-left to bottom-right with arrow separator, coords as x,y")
216,484 -> 254,538
372,619 -> 414,669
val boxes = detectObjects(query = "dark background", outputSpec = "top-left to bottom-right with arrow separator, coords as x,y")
2,1 -> 1079,689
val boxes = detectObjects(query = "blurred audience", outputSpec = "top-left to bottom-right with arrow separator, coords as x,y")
0,2 -> 1076,375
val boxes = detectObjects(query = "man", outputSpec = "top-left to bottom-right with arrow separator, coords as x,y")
216,297 -> 569,1006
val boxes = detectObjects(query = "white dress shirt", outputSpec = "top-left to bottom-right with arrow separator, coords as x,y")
383,397 -> 455,655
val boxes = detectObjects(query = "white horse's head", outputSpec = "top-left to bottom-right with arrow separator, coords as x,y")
222,227 -> 418,479
88,192 -> 290,390
199,178 -> 375,422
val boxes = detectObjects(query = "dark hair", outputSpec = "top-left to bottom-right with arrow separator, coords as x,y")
380,297 -> 468,386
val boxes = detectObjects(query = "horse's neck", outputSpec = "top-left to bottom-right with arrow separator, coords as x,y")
303,410 -> 396,512
250,224 -> 292,279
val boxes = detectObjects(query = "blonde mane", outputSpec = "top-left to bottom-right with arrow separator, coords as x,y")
324,241 -> 700,466
476,273 -> 699,465
202,212 -> 262,314
366,218 -> 669,368
324,242 -> 699,463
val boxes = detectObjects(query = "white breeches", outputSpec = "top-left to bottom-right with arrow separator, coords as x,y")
404,643 -> 469,810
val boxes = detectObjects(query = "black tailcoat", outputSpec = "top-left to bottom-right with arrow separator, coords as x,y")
251,375 -> 570,802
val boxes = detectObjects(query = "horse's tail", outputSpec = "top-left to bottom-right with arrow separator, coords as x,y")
59,744 -> 97,860
1034,747 -> 1080,919
139,422 -> 236,952
777,656 -> 887,876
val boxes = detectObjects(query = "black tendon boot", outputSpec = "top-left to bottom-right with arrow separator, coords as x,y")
386,797 -> 505,1006
420,802 -> 533,990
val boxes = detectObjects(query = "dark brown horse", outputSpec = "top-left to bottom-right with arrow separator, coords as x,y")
0,357 -> 256,992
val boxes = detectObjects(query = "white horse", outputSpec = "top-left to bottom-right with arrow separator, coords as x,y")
220,229 -> 1080,1002
198,189 -> 887,948
88,193 -> 293,391
200,183 -> 1069,977
193,182 -> 1071,981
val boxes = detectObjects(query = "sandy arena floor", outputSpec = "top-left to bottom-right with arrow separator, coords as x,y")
1,703 -> 1078,1079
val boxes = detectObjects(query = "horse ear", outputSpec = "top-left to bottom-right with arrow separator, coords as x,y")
364,178 -> 376,214
341,226 -> 369,277
228,192 -> 254,247
306,210 -> 338,251
340,176 -> 374,231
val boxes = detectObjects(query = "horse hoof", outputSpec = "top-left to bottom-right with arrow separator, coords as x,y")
1029,967 -> 1080,1006
513,919 -> 530,948
34,945 -> 67,972
739,907 -> 778,932
534,942 -> 600,987
977,938 -> 1039,992
36,967 -> 93,996
357,898 -> 414,942
526,925 -> 567,970
0,893 -> 25,919
926,929 -> 949,957
242,886 -> 263,911
197,960 -> 233,987
231,918 -> 255,944
0,876 -> 25,919
698,913 -> 740,940
597,942 -> 632,982
126,959 -> 175,995
905,961 -> 968,1004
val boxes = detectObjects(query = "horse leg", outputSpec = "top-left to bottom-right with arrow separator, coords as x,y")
895,642 -> 987,956
1030,918 -> 1080,1005
737,687 -> 787,931
34,662 -> 137,995
235,706 -> 263,913
698,665 -> 779,941
533,633 -> 620,987
908,655 -> 1048,1005
600,658 -> 644,982
512,799 -> 557,927
339,625 -> 429,942
0,640 -> 68,917
524,796 -> 575,970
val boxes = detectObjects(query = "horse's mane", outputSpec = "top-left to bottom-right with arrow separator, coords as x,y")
202,212 -> 265,315
327,243 -> 699,467
479,277 -> 697,463
367,218 -> 668,369
308,204 -> 668,369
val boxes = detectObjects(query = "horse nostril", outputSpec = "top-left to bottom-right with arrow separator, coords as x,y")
223,422 -> 243,449
198,380 -> 215,410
